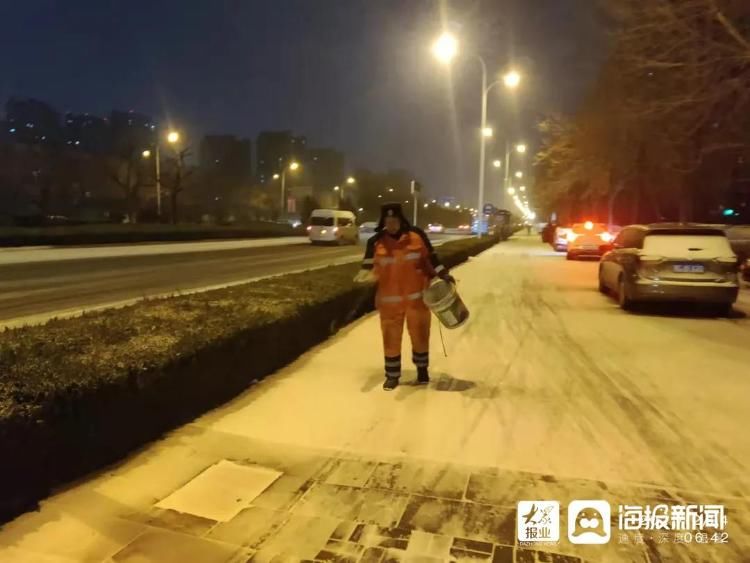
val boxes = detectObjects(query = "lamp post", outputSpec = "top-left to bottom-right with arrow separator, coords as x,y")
433,32 -> 521,236
503,142 -> 527,209
279,161 -> 300,216
143,130 -> 179,219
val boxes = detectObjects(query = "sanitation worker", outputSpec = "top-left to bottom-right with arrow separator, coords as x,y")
354,203 -> 454,391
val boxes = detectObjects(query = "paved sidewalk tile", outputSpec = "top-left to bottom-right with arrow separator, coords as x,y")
112,529 -> 244,563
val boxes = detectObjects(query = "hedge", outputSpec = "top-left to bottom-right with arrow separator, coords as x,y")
0,235 -> 500,522
0,222 -> 304,247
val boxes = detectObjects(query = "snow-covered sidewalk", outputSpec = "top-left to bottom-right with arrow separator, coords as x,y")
1,236 -> 748,562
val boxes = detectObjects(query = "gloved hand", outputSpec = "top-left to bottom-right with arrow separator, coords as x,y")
353,269 -> 376,284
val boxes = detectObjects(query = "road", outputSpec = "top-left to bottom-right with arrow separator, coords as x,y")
1,236 -> 747,562
0,235 -> 458,327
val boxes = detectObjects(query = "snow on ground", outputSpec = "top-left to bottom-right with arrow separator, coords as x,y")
1,235 -> 748,561
0,237 -> 309,265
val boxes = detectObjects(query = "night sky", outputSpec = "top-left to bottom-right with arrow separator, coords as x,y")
0,0 -> 605,204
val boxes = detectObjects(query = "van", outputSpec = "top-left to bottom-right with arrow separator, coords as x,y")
307,209 -> 358,245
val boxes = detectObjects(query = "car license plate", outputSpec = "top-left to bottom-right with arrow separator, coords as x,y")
673,264 -> 705,273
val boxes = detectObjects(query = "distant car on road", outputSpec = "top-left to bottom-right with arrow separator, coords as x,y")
566,221 -> 615,260
307,209 -> 358,245
552,226 -> 572,252
428,223 -> 445,234
598,224 -> 740,314
457,224 -> 471,233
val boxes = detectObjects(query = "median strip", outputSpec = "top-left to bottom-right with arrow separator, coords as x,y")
0,235 -> 499,523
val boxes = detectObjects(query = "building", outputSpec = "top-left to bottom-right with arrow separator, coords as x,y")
200,135 -> 252,183
110,110 -> 156,154
256,131 -> 307,184
5,97 -> 62,146
307,147 -> 345,192
63,113 -> 111,153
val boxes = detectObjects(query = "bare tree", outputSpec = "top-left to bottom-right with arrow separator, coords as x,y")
109,145 -> 147,223
162,148 -> 192,224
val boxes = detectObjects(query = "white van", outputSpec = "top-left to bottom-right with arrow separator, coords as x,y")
307,209 -> 358,245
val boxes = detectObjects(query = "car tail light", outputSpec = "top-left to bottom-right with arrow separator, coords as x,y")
715,256 -> 739,265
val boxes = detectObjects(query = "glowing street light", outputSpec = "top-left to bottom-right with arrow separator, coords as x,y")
142,150 -> 151,158
432,199 -> 437,204
515,171 -> 523,179
278,161 -> 301,215
507,187 -> 516,195
444,202 -> 451,208
388,187 -> 394,192
516,144 -> 527,154
167,131 -> 180,144
520,186 -> 526,192
333,186 -> 340,191
493,159 -> 502,168
482,127 -> 494,138
346,176 -> 356,184
273,173 -> 280,180
503,70 -> 521,89
423,203 -> 429,208
432,32 -> 458,64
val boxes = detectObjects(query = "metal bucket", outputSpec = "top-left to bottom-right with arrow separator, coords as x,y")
423,278 -> 470,329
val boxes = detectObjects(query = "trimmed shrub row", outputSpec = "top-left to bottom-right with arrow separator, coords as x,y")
0,235 -> 500,522
0,222 -> 304,247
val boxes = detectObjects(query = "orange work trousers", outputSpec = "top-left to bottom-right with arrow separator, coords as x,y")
379,301 -> 431,379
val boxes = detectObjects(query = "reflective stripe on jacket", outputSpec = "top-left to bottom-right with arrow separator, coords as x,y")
360,227 -> 444,306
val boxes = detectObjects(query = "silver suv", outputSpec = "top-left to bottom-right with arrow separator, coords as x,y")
598,224 -> 740,314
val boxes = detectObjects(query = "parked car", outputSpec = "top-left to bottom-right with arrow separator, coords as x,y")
307,209 -> 358,245
552,225 -> 572,252
566,221 -> 615,260
598,224 -> 740,313
428,223 -> 445,234
359,221 -> 378,235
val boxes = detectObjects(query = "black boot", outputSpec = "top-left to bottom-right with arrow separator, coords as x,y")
417,367 -> 430,384
383,376 -> 399,391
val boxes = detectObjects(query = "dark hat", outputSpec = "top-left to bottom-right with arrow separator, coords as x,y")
376,202 -> 410,232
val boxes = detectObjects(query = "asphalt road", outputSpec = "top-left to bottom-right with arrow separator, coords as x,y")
2,236 -> 747,561
0,234 -> 458,326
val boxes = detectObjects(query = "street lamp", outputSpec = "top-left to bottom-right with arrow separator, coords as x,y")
493,159 -> 502,168
516,143 -> 527,154
433,32 -> 522,237
388,187 -> 394,192
277,161 -> 300,216
507,187 -> 516,195
143,129 -> 181,219
515,171 -> 523,179
520,186 -> 526,192
503,70 -> 521,89
273,173 -> 280,180
444,202 -> 451,208
432,33 -> 458,64
346,176 -> 356,185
